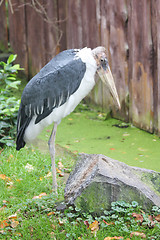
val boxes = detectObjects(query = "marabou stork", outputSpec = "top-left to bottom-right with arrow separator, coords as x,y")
16,46 -> 120,192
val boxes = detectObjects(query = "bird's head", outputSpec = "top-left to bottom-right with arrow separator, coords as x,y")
92,46 -> 121,109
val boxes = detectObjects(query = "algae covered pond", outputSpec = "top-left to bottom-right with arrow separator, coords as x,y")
38,104 -> 160,172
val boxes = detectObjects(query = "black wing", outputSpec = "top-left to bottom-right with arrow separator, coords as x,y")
16,49 -> 86,150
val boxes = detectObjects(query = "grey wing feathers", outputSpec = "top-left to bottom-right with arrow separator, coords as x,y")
16,49 -> 86,150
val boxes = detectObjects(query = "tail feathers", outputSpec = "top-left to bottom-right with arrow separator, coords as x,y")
16,117 -> 31,151
16,128 -> 26,150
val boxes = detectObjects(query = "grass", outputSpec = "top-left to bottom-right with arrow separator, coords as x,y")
0,147 -> 160,239
1,78 -> 160,238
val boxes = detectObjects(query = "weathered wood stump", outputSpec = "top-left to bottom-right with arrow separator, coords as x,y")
65,154 -> 160,213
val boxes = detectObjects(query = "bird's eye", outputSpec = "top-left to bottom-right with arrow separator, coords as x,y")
100,58 -> 109,70
101,58 -> 108,66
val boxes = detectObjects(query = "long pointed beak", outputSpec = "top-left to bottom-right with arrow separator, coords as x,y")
97,66 -> 121,109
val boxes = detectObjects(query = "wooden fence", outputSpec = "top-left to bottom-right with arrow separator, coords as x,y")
0,0 -> 160,135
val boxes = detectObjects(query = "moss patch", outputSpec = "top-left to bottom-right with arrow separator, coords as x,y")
75,182 -> 111,213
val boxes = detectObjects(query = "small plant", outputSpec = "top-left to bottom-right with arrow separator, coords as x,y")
0,54 -> 23,147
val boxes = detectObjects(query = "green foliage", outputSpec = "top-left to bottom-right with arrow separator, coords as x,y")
0,147 -> 160,239
0,54 -> 23,147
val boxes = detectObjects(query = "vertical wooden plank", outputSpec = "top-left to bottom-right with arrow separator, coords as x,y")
0,1 -> 8,51
151,0 -> 160,135
128,0 -> 154,132
101,0 -> 129,120
57,0 -> 67,51
25,0 -> 46,77
8,0 -> 28,73
99,0 -> 110,112
66,0 -> 83,49
80,0 -> 103,106
81,0 -> 100,48
44,0 -> 59,62
66,0 -> 100,48
156,2 -> 160,136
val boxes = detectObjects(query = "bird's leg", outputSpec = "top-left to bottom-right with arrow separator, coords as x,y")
48,122 -> 58,193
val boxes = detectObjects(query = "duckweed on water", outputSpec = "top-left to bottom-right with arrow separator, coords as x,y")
38,104 -> 160,172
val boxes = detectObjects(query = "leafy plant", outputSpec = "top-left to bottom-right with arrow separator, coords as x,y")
0,54 -> 23,147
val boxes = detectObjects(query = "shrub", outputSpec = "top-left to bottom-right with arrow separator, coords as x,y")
0,54 -> 23,147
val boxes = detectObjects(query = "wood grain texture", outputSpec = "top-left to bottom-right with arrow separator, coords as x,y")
0,0 -> 8,51
8,0 -> 28,73
128,0 -> 154,132
101,0 -> 129,120
0,0 -> 159,134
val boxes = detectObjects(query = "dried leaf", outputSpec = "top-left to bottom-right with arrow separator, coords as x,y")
44,171 -> 52,178
56,168 -> 61,174
59,173 -> 64,177
148,215 -> 155,228
0,174 -> 12,183
155,214 -> 160,222
0,174 -> 6,180
58,161 -> 64,169
58,219 -> 64,225
130,232 -> 146,238
0,220 -> 9,228
89,220 -> 99,235
132,213 -> 143,224
39,192 -> 47,198
32,195 -> 39,199
33,192 -> 47,199
47,212 -> 55,216
10,220 -> 19,228
16,179 -> 22,182
8,213 -> 17,219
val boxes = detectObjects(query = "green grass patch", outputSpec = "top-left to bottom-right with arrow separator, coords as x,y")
0,147 -> 160,239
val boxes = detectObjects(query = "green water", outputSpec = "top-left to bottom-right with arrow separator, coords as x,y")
39,104 -> 160,172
